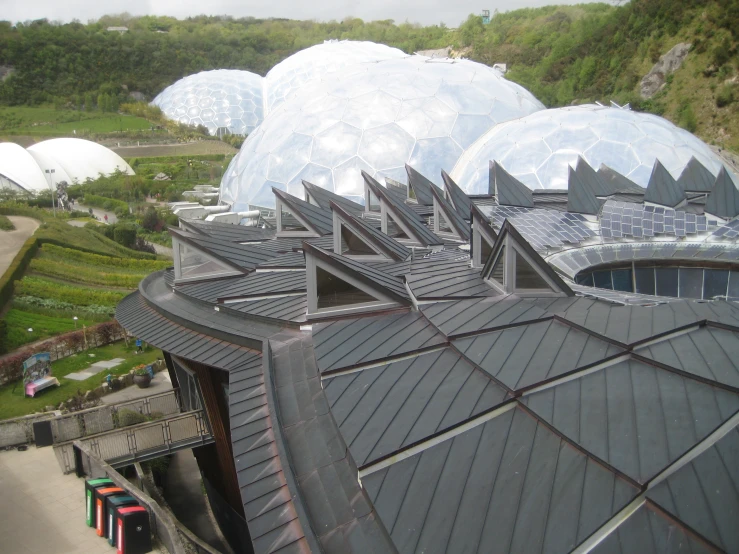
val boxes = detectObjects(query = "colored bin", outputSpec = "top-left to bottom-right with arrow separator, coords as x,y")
107,496 -> 139,546
116,506 -> 151,554
95,486 -> 125,536
85,478 -> 114,527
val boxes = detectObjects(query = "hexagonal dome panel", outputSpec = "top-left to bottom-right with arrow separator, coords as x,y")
221,55 -> 544,210
152,69 -> 264,137
451,104 -> 727,194
264,40 -> 407,115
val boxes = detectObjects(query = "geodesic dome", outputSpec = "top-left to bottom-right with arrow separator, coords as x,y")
152,69 -> 264,136
264,40 -> 407,115
221,56 -> 544,210
451,104 -> 727,193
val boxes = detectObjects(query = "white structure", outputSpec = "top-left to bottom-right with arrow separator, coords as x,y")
152,69 -> 264,137
451,104 -> 728,193
0,143 -> 49,193
221,55 -> 544,210
263,40 -> 407,115
0,139 -> 133,193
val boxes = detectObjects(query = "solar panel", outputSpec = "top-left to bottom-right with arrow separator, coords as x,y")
600,200 -> 716,240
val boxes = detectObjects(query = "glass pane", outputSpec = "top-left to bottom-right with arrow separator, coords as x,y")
438,211 -> 452,233
368,190 -> 380,212
316,266 -> 377,308
655,268 -> 679,297
678,268 -> 703,299
593,270 -> 613,290
490,245 -> 506,284
729,271 -> 739,299
341,225 -> 375,255
576,272 -> 594,287
612,269 -> 633,292
386,213 -> 408,239
280,204 -> 307,231
634,267 -> 655,295
179,243 -> 235,280
479,234 -> 493,265
515,251 -> 550,289
704,269 -> 730,299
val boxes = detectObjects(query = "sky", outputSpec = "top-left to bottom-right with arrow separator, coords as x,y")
1,0 -> 599,28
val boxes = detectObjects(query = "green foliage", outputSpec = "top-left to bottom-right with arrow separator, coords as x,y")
15,276 -> 129,307
29,258 -> 148,288
0,214 -> 15,230
113,225 -> 137,248
82,193 -> 129,212
677,101 -> 698,132
38,243 -> 169,271
13,296 -> 114,316
3,309 -> 97,350
0,234 -> 39,311
716,84 -> 735,107
117,409 -> 149,427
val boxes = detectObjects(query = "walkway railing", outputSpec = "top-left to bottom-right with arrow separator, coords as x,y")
51,388 -> 182,443
54,409 -> 213,473
73,440 -> 221,554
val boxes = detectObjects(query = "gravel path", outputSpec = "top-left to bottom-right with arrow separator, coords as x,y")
0,216 -> 40,277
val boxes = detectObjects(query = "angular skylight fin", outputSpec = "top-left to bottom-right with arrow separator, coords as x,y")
280,201 -> 308,232
340,225 -> 376,256
644,160 -> 683,207
405,164 -> 435,206
316,266 -> 378,309
491,161 -> 534,208
514,250 -> 551,290
441,169 -> 471,218
705,166 -> 739,219
490,245 -> 506,286
677,157 -> 716,193
567,165 -> 601,215
174,240 -> 241,282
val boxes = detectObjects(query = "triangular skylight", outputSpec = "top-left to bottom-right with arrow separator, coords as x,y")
173,238 -> 242,283
331,201 -> 410,261
279,201 -> 309,232
471,204 -> 498,268
340,225 -> 377,256
482,220 -> 573,297
430,183 -> 471,241
316,266 -> 380,309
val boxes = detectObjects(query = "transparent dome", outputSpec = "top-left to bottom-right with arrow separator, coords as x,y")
451,104 -> 726,193
221,56 -> 544,210
264,40 -> 407,115
152,69 -> 264,136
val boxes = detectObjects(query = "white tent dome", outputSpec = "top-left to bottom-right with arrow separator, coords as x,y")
0,142 -> 52,193
264,40 -> 407,115
152,69 -> 264,136
27,138 -> 134,184
221,55 -> 544,210
451,104 -> 728,193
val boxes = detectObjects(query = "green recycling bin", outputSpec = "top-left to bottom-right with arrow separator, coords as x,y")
107,496 -> 139,546
85,478 -> 114,527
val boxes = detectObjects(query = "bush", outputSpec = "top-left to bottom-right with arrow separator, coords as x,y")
113,225 -> 137,248
716,84 -> 735,108
82,194 -> 129,213
0,235 -> 39,311
117,409 -> 149,427
0,214 -> 15,231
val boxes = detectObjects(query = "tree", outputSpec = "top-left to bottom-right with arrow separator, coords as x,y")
84,93 -> 95,112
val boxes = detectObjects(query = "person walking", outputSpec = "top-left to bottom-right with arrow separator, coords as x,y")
135,338 -> 143,353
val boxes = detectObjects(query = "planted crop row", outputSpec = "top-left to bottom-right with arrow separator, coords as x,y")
39,244 -> 170,271
14,296 -> 114,317
14,276 -> 129,307
30,258 -> 147,288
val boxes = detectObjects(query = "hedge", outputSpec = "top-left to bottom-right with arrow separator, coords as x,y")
0,234 -> 39,311
81,194 -> 130,212
0,214 -> 15,231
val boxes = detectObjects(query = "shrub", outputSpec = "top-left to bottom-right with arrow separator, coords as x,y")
82,194 -> 129,212
0,235 -> 39,310
15,276 -> 129,307
0,214 -> 15,231
113,225 -> 137,248
117,409 -> 148,427
716,84 -> 735,108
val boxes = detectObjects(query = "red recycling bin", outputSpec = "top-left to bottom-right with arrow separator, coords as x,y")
116,506 -> 151,554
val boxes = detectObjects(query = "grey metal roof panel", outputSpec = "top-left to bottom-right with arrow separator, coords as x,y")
575,156 -> 616,197
257,252 -> 306,269
421,296 -> 551,338
646,427 -> 739,553
171,228 -> 276,271
362,171 -> 443,247
331,202 -> 411,261
217,271 -> 307,301
405,165 -> 435,206
441,170 -> 471,218
182,219 -> 277,243
453,319 -> 625,391
597,164 -> 646,195
362,406 -> 639,554
491,161 -> 535,208
175,274 -> 248,303
522,358 -> 739,483
228,295 -> 308,324
312,311 -> 447,373
302,180 -> 364,214
428,184 -> 471,240
365,259 -> 412,277
406,264 -> 499,300
705,166 -> 739,219
644,160 -> 684,208
634,324 -> 739,390
273,188 -> 334,235
304,244 -> 410,303
677,156 -> 717,193
590,503 -> 716,554
567,165 -> 602,215
323,348 -> 509,467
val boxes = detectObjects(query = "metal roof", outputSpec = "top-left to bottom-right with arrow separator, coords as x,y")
491,161 -> 534,208
677,156 -> 717,193
567,164 -> 602,215
181,219 -> 276,243
302,180 -> 364,214
217,271 -> 306,301
597,164 -> 645,195
441,169 -> 472,219
170,228 -> 276,272
405,164 -> 435,206
643,160 -> 684,208
428,184 -> 471,241
406,258 -> 499,300
273,188 -> 334,235
705,166 -> 739,219
330,202 -> 410,261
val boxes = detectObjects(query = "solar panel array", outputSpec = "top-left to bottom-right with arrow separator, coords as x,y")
712,218 -> 739,239
479,204 -> 596,251
600,200 -> 719,239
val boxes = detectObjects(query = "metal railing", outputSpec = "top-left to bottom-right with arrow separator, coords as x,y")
51,388 -> 183,443
73,440 -> 222,554
55,409 -> 213,473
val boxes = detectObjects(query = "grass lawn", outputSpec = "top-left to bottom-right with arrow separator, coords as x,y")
0,106 -> 153,136
0,341 -> 162,420
4,309 -> 99,350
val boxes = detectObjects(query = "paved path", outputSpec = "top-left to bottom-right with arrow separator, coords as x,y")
152,243 -> 174,258
101,369 -> 172,404
0,216 -> 39,277
75,204 -> 118,225
0,446 -> 167,554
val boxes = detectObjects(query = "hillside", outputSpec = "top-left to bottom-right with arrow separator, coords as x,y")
458,0 -> 739,151
0,0 -> 736,152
